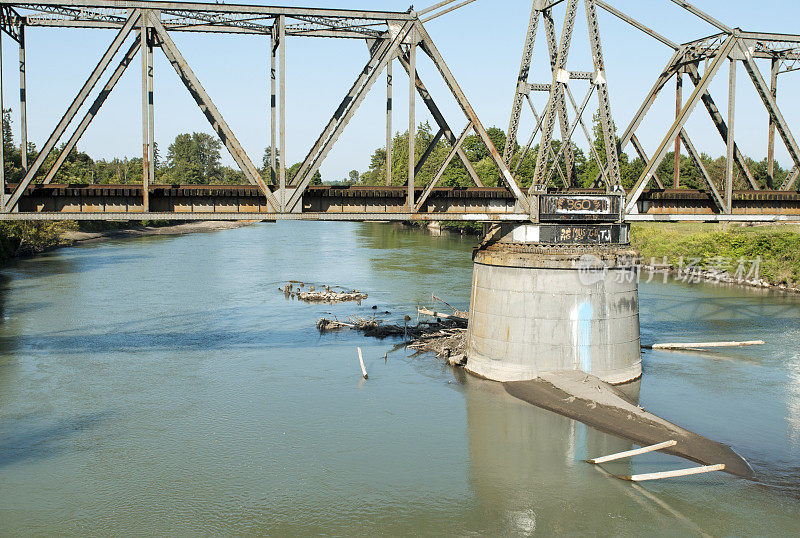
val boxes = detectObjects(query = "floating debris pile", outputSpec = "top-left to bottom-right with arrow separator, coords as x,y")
279,281 -> 368,303
316,310 -> 468,366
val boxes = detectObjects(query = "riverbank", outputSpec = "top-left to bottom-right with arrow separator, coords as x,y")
630,222 -> 800,292
0,220 -> 255,265
60,221 -> 254,245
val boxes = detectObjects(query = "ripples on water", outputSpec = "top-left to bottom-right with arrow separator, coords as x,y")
0,222 -> 798,535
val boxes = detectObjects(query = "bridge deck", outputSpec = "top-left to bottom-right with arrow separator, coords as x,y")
1,184 -> 799,222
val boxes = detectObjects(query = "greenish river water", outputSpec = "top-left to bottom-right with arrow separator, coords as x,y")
0,222 -> 798,535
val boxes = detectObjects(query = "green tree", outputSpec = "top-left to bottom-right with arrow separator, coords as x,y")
164,132 -> 222,184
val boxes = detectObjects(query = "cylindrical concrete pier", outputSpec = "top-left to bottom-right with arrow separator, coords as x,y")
466,228 -> 641,384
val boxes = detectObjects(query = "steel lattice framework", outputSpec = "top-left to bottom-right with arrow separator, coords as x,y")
0,0 -> 797,223
0,0 -> 531,220
504,0 -> 800,220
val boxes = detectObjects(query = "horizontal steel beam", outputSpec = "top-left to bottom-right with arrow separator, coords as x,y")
7,185 -> 800,222
2,1 -> 414,20
0,211 -> 532,222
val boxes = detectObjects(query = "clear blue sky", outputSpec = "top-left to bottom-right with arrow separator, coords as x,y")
2,0 -> 799,181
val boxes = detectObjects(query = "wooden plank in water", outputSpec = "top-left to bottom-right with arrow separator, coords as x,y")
586,440 -> 677,464
617,464 -> 726,482
649,340 -> 764,350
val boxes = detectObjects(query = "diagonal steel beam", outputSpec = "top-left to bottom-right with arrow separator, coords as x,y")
591,132 -> 664,189
294,35 -> 398,189
543,83 -> 595,187
684,62 -> 759,190
738,40 -> 800,173
669,0 -> 731,34
4,9 -> 140,212
397,50 -> 483,186
629,134 -> 664,189
414,128 -> 443,177
621,50 -> 683,147
43,38 -> 140,184
595,0 -> 678,50
503,2 -> 540,165
414,121 -> 472,212
417,22 -> 529,213
626,36 -> 736,213
520,94 -> 567,187
286,21 -> 414,211
585,0 -> 622,190
543,9 -> 576,185
150,12 -> 279,211
565,85 -> 610,188
679,129 -> 725,211
781,165 -> 799,190
532,0 -> 579,190
590,49 -> 683,187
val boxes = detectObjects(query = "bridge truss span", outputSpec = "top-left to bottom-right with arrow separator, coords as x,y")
0,0 -> 532,221
0,0 -> 798,224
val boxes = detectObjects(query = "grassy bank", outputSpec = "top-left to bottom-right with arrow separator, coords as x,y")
0,220 -> 181,265
630,223 -> 800,288
0,221 -> 78,263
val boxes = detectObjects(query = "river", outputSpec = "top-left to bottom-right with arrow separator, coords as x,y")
0,222 -> 798,535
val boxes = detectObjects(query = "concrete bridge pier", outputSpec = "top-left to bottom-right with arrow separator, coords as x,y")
465,224 -> 641,384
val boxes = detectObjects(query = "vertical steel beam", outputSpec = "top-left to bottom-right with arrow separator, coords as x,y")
414,121 -> 472,212
543,10 -> 575,185
408,38 -> 416,209
286,22 -> 414,211
532,0 -> 579,190
0,31 -> 4,210
684,62 -> 759,189
673,72 -> 682,188
585,0 -> 622,191
766,57 -> 778,188
725,58 -> 736,214
43,40 -> 140,184
147,25 -> 154,182
4,10 -> 141,212
625,36 -> 735,213
278,14 -> 286,208
417,23 -> 529,212
18,23 -> 26,173
140,16 -> 150,211
396,50 -> 483,186
150,13 -> 279,210
386,59 -> 393,185
679,129 -> 725,211
270,24 -> 277,185
503,3 -> 540,165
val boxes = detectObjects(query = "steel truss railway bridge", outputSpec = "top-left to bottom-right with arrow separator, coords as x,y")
0,0 -> 798,226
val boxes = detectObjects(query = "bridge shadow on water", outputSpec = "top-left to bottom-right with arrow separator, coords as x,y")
0,411 -> 112,469
0,305 -> 373,355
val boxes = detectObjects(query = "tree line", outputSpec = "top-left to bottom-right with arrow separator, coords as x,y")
1,109 -> 321,187
1,108 -> 790,191
352,114 -> 792,192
